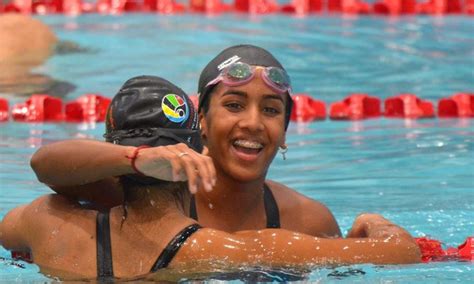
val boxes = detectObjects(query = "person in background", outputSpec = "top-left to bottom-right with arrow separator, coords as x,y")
0,13 -> 75,97
0,75 -> 421,281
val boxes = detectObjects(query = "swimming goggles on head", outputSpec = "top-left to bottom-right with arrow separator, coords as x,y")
206,62 -> 292,94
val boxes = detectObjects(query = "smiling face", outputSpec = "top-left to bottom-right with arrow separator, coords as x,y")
199,68 -> 287,182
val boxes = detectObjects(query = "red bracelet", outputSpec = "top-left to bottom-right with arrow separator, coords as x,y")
125,145 -> 150,176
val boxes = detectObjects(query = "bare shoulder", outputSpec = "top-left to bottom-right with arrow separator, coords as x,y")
24,194 -> 80,216
1,194 -> 65,249
266,180 -> 341,237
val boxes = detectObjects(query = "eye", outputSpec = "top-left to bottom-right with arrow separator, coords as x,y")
224,102 -> 244,112
263,107 -> 281,115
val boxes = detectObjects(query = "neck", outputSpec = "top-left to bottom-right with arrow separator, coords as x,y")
124,184 -> 188,220
196,167 -> 266,211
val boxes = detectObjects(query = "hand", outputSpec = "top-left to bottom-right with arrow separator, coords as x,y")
346,213 -> 411,239
133,143 -> 216,194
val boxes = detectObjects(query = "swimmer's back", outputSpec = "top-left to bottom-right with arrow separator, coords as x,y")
0,194 -> 200,279
1,194 -> 97,278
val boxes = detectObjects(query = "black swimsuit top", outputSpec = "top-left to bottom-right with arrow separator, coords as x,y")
96,211 -> 201,281
189,183 -> 280,229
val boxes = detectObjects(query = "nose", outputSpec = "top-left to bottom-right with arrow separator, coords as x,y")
238,105 -> 264,132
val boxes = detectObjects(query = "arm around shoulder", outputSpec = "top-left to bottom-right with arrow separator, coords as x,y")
31,139 -> 135,187
174,226 -> 420,271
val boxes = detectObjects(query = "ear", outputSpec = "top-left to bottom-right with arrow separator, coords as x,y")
198,111 -> 208,141
280,134 -> 287,148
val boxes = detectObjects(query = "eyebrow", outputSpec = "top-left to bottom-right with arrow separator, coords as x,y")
262,94 -> 285,104
221,92 -> 285,104
222,90 -> 247,98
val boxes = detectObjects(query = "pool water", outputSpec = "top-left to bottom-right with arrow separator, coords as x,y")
0,13 -> 473,282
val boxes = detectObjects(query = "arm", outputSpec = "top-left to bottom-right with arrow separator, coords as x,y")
31,139 -> 136,187
31,139 -> 216,204
175,217 -> 420,270
31,139 -> 134,206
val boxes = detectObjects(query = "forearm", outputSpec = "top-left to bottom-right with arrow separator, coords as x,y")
254,229 -> 420,266
176,228 -> 420,271
31,139 -> 135,186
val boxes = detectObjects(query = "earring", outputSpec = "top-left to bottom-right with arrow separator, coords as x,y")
279,144 -> 288,160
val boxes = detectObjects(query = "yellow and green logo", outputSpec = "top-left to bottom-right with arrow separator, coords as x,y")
161,94 -> 189,124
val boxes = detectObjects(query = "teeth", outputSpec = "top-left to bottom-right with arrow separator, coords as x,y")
234,140 -> 263,149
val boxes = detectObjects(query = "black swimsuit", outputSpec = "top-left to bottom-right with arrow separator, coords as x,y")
189,183 -> 280,228
96,211 -> 201,281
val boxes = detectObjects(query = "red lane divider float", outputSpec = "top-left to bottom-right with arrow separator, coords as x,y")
0,97 -> 8,122
280,0 -> 323,15
96,0 -> 186,14
438,93 -> 474,118
416,0 -> 463,14
189,94 -> 199,110
467,0 -> 474,14
65,94 -> 111,122
373,0 -> 417,15
415,237 -> 474,262
189,0 -> 232,14
235,0 -> 280,14
329,93 -> 381,120
385,94 -> 434,119
1,92 -> 473,122
3,0 -> 90,15
291,94 -> 326,122
11,94 -> 64,122
1,0 -> 474,15
328,0 -> 371,14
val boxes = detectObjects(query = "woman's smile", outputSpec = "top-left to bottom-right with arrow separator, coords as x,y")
231,138 -> 264,162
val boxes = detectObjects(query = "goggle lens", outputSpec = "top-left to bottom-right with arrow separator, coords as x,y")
264,67 -> 291,91
226,62 -> 253,81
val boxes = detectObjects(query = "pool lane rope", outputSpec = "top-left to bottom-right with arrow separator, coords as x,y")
1,0 -> 474,16
1,93 -> 473,123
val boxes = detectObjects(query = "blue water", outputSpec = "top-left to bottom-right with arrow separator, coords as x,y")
1,13 -> 473,282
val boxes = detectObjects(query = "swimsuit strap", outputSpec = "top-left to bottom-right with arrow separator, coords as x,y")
263,183 -> 281,228
96,211 -> 114,280
150,223 -> 202,272
189,194 -> 198,221
189,183 -> 280,228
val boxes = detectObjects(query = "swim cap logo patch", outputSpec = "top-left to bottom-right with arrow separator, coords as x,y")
162,94 -> 189,124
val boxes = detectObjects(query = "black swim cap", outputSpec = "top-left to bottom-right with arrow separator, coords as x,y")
104,75 -> 202,184
197,44 -> 293,130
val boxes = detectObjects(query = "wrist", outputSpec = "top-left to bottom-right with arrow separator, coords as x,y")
125,145 -> 150,176
121,146 -> 137,174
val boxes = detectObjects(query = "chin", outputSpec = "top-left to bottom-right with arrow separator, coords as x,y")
226,164 -> 267,183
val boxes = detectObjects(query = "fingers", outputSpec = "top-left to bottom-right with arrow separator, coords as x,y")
168,144 -> 216,194
202,146 -> 209,156
202,146 -> 216,186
